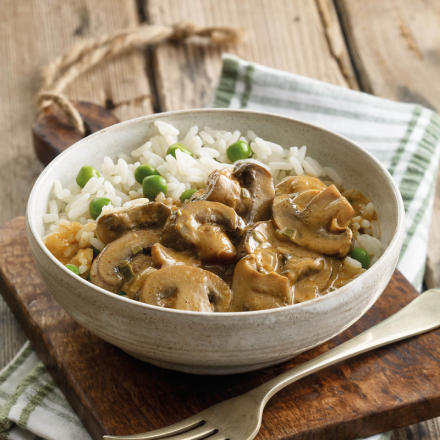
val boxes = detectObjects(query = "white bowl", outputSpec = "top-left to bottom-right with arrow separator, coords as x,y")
27,109 -> 405,375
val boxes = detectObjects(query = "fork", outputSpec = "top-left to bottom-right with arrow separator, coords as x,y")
104,289 -> 440,440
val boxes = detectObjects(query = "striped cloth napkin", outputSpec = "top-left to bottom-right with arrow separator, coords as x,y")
1,54 -> 440,440
0,342 -> 91,440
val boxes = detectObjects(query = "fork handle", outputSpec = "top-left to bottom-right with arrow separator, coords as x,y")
251,289 -> 440,405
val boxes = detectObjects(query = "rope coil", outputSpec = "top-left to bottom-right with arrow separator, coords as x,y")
37,21 -> 245,136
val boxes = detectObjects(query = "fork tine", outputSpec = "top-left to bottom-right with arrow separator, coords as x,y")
103,417 -> 205,440
200,433 -> 228,440
151,425 -> 217,440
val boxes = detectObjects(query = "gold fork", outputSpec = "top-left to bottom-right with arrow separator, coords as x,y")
104,289 -> 440,440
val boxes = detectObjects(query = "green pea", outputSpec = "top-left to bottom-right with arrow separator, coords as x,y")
142,175 -> 168,199
76,166 -> 100,188
226,141 -> 251,162
89,197 -> 112,220
167,143 -> 193,159
134,164 -> 160,184
65,264 -> 80,276
351,247 -> 370,269
179,189 -> 197,202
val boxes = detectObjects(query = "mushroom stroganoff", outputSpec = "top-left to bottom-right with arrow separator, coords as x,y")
43,123 -> 382,312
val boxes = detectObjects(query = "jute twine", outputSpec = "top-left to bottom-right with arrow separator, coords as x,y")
36,21 -> 245,136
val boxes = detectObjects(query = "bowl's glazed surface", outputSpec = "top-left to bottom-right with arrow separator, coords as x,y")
27,109 -> 405,374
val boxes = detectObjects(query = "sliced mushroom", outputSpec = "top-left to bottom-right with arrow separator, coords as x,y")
198,163 -> 275,224
232,162 -> 275,223
202,262 -> 236,287
236,221 -> 278,260
96,202 -> 171,244
139,266 -> 232,312
189,188 -> 205,201
151,243 -> 200,268
160,213 -> 187,252
272,184 -> 354,257
121,255 -> 157,301
237,220 -> 316,260
151,243 -> 235,287
197,167 -> 241,206
230,253 -> 293,312
90,257 -> 114,292
282,256 -> 333,303
91,252 -> 156,300
235,220 -> 335,304
161,200 -> 245,263
252,247 -> 282,273
90,229 -> 160,293
275,175 -> 326,196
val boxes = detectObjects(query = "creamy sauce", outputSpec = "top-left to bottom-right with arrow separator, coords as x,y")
233,220 -> 364,309
46,165 -> 377,313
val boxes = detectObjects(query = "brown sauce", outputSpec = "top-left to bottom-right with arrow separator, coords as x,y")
46,164 -> 379,313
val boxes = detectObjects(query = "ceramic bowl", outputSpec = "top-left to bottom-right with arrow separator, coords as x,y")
27,109 -> 405,375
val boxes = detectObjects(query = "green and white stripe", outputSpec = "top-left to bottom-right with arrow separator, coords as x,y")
0,343 -> 91,440
213,54 -> 440,290
2,55 -> 439,440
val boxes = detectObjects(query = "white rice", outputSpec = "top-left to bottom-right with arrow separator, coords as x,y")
344,256 -> 363,269
42,122 -> 382,267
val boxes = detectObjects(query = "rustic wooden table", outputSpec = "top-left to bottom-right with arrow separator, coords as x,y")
1,1 -> 439,438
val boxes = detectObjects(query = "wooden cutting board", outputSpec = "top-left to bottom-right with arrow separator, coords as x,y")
1,217 -> 440,440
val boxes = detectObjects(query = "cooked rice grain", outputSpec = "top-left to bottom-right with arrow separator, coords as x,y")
43,123 -> 382,268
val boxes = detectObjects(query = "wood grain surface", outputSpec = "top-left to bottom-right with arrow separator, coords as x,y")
0,0 -> 153,370
33,101 -> 120,166
146,0 -> 358,112
1,217 -> 440,440
1,0 -> 440,438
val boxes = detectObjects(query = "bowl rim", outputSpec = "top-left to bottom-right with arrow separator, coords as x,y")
27,107 -> 406,318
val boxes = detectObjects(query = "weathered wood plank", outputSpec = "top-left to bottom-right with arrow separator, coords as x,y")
335,0 -> 440,293
335,0 -> 440,106
335,1 -> 440,438
0,0 -> 153,369
145,0 -> 358,112
391,417 -> 440,440
36,0 -> 154,122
